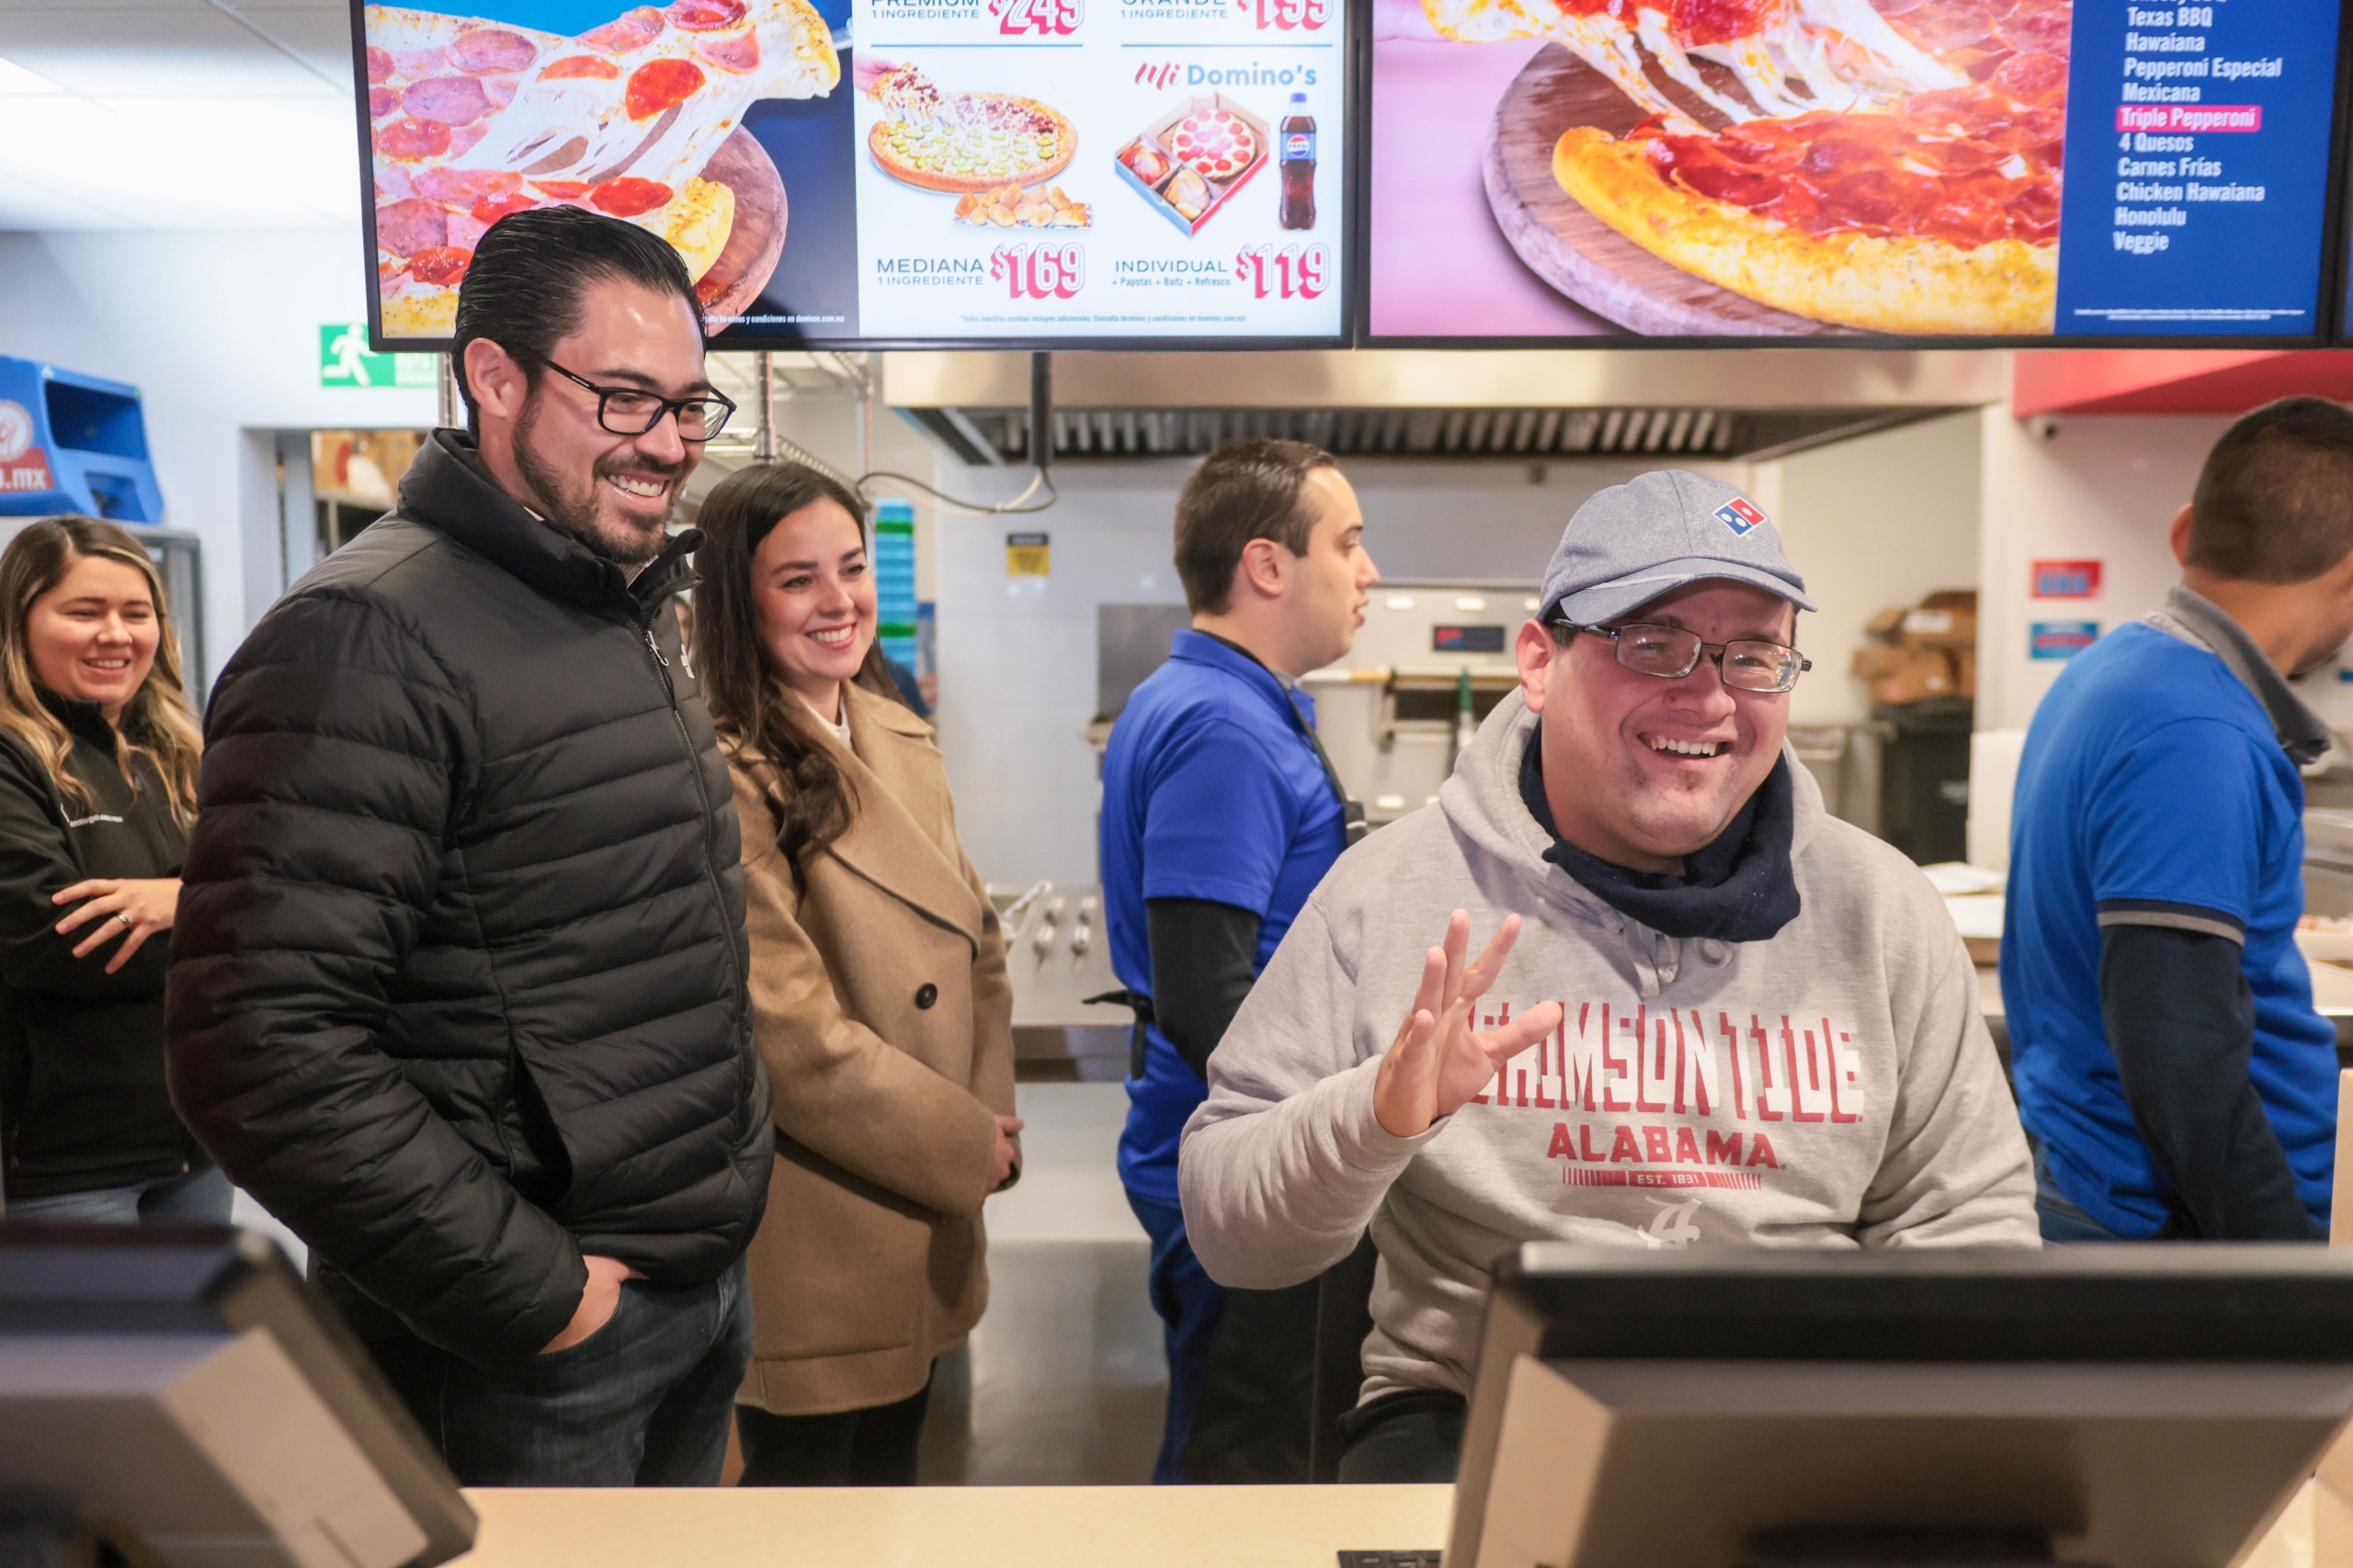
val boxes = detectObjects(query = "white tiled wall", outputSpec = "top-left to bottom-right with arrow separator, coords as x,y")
932,460 -> 1194,890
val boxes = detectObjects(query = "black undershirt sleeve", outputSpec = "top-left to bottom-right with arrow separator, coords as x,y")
2098,922 -> 2320,1240
1147,896 -> 1264,1083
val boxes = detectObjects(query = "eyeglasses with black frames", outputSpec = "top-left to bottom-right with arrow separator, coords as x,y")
541,359 -> 736,443
1552,618 -> 1811,694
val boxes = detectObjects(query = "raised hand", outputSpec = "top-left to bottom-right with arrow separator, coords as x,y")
1372,909 -> 1563,1139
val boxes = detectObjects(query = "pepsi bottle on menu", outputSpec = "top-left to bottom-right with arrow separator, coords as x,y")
1279,92 -> 1315,231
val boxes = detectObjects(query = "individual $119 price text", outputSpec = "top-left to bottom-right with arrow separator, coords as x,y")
1234,244 -> 1328,300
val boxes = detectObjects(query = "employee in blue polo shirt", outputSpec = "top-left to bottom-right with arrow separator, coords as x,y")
2006,396 -> 2353,1242
1102,439 -> 1379,1483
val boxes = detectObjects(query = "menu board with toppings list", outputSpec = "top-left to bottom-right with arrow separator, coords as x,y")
354,0 -> 1349,347
1364,0 -> 2346,344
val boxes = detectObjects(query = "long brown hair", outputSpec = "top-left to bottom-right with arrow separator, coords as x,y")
695,463 -> 899,867
0,517 -> 203,824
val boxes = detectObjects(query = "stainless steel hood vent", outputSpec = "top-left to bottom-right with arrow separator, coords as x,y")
881,348 -> 2007,467
905,403 -> 1950,465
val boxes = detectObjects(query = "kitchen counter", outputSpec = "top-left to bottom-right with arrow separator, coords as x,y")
452,1483 -> 1450,1568
440,1476 -> 2341,1568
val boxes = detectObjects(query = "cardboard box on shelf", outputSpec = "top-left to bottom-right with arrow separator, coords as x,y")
1867,648 -> 1961,707
1848,644 -> 1904,681
1854,588 -> 1979,705
1900,605 -> 1978,649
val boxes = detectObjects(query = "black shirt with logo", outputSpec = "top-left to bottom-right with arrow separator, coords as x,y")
0,690 -> 193,1199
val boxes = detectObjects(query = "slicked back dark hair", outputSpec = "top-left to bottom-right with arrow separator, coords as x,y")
449,207 -> 705,435
2188,397 -> 2353,584
1174,438 -> 1340,613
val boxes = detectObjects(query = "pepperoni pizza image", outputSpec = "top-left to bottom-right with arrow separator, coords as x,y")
1424,0 -> 2067,335
365,0 -> 839,338
1167,108 -> 1257,185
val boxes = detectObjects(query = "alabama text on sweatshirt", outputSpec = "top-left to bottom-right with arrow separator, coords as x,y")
1178,690 -> 2039,1403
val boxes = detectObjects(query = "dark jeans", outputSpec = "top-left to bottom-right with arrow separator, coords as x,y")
1183,1276 -> 1317,1483
734,1368 -> 935,1486
371,1255 -> 753,1487
1125,1188 -> 1225,1484
1337,1389 -> 1468,1483
6,1165 -> 233,1225
2029,1139 -> 2131,1244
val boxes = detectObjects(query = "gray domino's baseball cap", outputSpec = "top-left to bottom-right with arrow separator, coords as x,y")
1539,470 -> 1814,626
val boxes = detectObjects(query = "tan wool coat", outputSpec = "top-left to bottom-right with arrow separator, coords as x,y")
727,679 -> 1017,1416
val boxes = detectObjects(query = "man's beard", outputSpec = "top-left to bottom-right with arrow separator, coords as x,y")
511,389 -> 682,567
1615,743 -> 1763,858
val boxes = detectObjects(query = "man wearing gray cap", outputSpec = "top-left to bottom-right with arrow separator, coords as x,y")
1177,470 -> 2037,1483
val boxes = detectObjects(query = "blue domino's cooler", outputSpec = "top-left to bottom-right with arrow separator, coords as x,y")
0,357 -> 165,524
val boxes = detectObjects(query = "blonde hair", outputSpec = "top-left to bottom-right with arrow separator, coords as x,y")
0,517 -> 202,825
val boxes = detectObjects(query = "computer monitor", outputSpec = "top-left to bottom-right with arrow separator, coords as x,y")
1449,1245 -> 2353,1568
0,1225 -> 473,1568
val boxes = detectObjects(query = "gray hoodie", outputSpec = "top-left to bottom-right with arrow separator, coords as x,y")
1177,690 -> 2038,1403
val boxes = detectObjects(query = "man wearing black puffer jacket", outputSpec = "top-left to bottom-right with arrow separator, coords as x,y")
167,209 -> 769,1487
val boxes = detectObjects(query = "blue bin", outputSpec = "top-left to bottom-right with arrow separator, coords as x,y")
0,357 -> 165,524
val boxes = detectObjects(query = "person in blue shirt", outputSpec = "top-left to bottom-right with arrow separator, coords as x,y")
2006,396 -> 2353,1242
1102,439 -> 1380,1483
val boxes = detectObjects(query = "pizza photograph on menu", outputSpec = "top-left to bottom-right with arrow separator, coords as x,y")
1374,0 -> 2089,336
1373,0 -> 2344,342
361,0 -> 842,341
1371,0 -> 2070,338
864,64 -> 1077,197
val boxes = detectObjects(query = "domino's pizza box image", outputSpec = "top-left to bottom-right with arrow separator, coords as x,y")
1113,93 -> 1269,238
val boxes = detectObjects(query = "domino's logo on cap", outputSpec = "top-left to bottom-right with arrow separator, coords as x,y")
1538,471 -> 1814,626
1713,497 -> 1768,537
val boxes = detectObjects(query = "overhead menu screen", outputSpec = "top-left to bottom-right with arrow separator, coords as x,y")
1366,0 -> 2344,344
354,0 -> 1347,347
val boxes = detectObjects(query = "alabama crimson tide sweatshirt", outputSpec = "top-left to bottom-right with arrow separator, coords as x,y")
1177,688 -> 2037,1403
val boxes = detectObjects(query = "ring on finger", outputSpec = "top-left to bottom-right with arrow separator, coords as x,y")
115,911 -> 132,927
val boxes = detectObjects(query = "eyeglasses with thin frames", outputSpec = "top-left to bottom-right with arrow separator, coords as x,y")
1552,618 -> 1811,694
541,359 -> 736,443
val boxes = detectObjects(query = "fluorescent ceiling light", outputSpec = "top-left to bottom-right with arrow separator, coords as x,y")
0,96 -> 358,229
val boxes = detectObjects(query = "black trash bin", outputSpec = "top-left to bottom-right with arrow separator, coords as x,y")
1875,698 -> 1973,865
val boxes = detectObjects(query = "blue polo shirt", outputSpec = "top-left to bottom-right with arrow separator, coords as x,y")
1102,631 -> 1347,1203
2003,611 -> 2336,1236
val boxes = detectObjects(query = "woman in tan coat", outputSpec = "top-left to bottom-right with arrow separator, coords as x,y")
694,462 -> 1020,1486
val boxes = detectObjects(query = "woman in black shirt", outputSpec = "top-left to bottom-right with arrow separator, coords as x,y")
0,517 -> 209,1222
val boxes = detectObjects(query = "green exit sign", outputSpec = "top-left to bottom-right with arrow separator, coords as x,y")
319,324 -> 439,390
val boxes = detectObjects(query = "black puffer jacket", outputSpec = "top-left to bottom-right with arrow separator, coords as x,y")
0,694 -> 196,1199
168,431 -> 770,1368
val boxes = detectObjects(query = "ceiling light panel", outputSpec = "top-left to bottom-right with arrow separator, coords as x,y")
0,0 -> 364,231
0,93 -> 358,227
0,8 -> 333,97
220,5 -> 357,88
0,55 -> 61,95
0,165 -> 132,230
